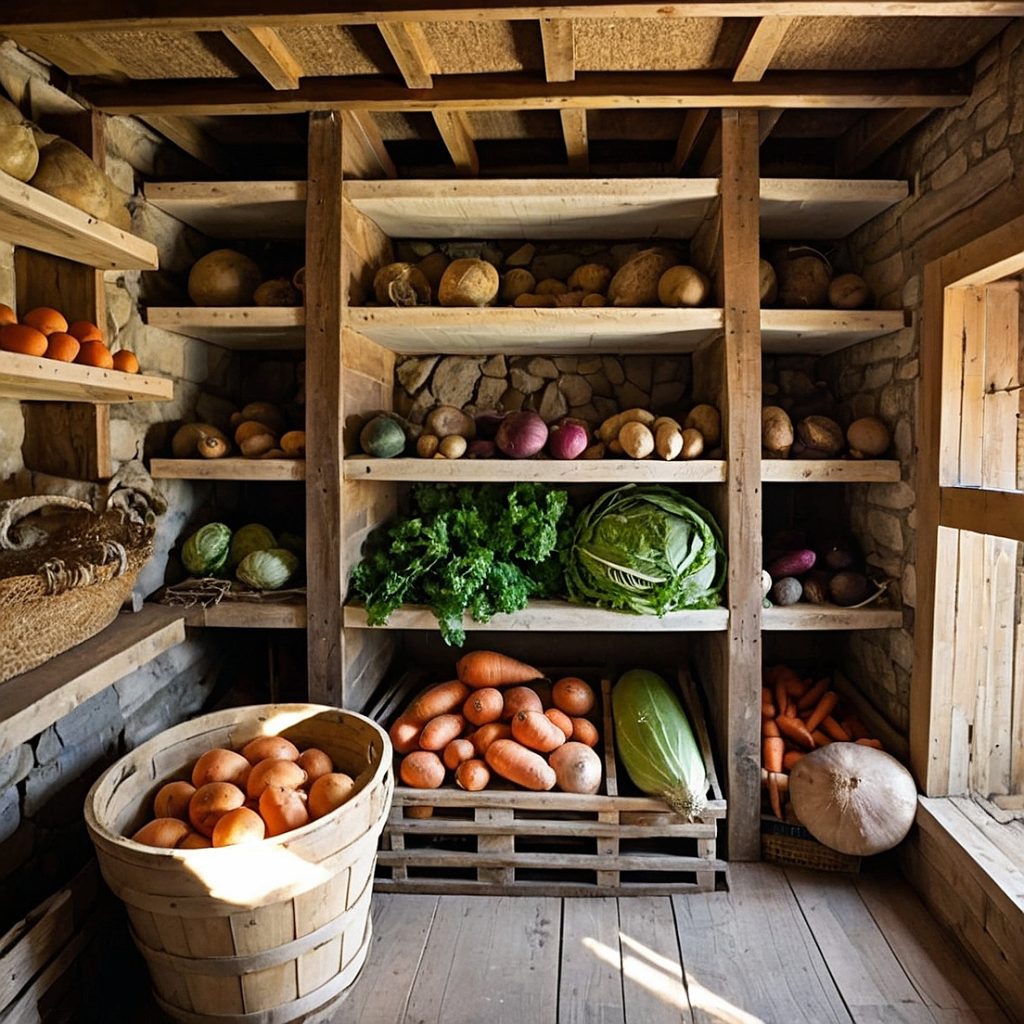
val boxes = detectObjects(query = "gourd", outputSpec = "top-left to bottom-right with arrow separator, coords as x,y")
359,415 -> 406,458
612,668 -> 706,818
789,743 -> 917,856
187,249 -> 262,306
236,548 -> 299,590
182,523 -> 232,575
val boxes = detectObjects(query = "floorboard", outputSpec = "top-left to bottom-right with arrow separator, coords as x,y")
560,898 -> 626,1024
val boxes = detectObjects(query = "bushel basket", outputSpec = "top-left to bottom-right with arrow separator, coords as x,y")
0,495 -> 154,682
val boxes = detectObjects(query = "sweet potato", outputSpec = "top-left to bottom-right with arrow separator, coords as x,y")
485,739 -> 556,791
511,710 -> 566,753
406,680 -> 470,723
501,686 -> 543,721
469,722 -> 512,757
463,687 -> 503,727
399,751 -> 445,789
419,714 -> 466,752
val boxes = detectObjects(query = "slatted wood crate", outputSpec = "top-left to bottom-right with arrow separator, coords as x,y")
373,668 -> 727,896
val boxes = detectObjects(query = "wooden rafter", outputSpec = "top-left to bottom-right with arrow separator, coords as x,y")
733,16 -> 794,82
340,110 -> 396,178
432,110 -> 479,175
222,26 -> 303,89
140,116 -> 231,171
671,110 -> 710,174
560,109 -> 588,172
81,69 -> 969,116
835,107 -> 932,174
540,18 -> 575,83
377,21 -> 438,88
2,2 -> 1022,32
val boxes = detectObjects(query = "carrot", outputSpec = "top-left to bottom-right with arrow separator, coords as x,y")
545,708 -> 574,739
761,768 -> 789,793
406,680 -> 471,724
469,722 -> 512,756
812,729 -> 831,747
763,735 -> 785,773
797,678 -> 829,713
463,687 -> 503,726
821,716 -> 851,742
419,714 -> 466,752
765,664 -> 803,694
774,680 -> 789,723
844,715 -> 869,740
442,738 -> 475,771
768,772 -> 783,819
776,715 -> 815,749
785,702 -> 797,718
762,700 -> 776,721
501,686 -> 543,721
856,737 -> 884,749
783,750 -> 804,770
762,719 -> 781,739
805,690 -> 840,732
456,650 -> 543,689
511,710 -> 566,753
485,739 -> 556,791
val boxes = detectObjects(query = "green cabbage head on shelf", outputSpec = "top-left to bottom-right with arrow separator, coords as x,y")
182,522 -> 232,576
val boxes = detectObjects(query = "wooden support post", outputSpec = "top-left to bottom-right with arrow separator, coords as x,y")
305,111 -> 345,705
733,17 -> 794,82
223,26 -> 303,89
720,109 -> 762,860
560,109 -> 588,172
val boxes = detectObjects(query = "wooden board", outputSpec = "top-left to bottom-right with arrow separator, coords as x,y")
759,178 -> 908,239
345,307 -> 724,355
0,606 -> 185,759
559,899 -> 626,1024
760,308 -> 907,354
0,352 -> 173,403
344,178 -> 720,239
344,457 -> 727,484
145,306 -> 305,349
181,599 -> 307,629
0,169 -> 158,270
762,606 -> 902,630
761,459 -> 900,482
20,402 -> 113,482
150,458 -> 305,480
344,601 -> 728,632
143,180 -> 306,238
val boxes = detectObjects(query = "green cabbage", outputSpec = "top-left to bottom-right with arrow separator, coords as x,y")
182,523 -> 231,576
228,523 -> 276,570
565,485 -> 725,615
236,548 -> 299,590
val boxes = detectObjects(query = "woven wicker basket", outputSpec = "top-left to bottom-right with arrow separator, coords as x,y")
761,815 -> 862,872
0,495 -> 154,683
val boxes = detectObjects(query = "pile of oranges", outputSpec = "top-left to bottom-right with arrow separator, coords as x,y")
131,735 -> 359,850
0,302 -> 139,374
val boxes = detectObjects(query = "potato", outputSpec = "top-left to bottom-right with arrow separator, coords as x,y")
759,259 -> 778,306
847,416 -> 891,458
598,407 -> 655,444
774,249 -> 831,308
188,249 -> 261,306
535,278 -> 568,296
619,421 -> 655,459
416,251 -> 450,293
829,273 -> 872,310
438,258 -> 499,306
581,293 -> 606,307
373,262 -> 432,306
657,265 -> 709,307
425,405 -> 475,439
416,434 -> 440,458
567,264 -> 612,295
513,293 -> 557,308
608,248 -> 678,307
684,404 -> 721,448
438,435 -> 467,459
253,278 -> 300,306
655,423 -> 683,461
679,428 -> 704,460
762,406 -> 794,459
554,291 -> 585,307
500,269 -> 536,304
796,415 -> 844,456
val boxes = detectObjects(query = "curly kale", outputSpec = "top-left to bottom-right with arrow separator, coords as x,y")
350,483 -> 573,645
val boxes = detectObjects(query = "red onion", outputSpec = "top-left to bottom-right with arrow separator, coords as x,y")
548,421 -> 589,460
495,410 -> 548,459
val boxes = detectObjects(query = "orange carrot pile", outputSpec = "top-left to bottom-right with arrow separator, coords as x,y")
761,664 -> 887,821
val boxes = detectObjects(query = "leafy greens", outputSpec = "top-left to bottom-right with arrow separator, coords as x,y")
350,482 -> 573,646
565,485 -> 725,615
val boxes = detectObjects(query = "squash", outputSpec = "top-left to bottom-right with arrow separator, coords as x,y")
611,668 -> 707,818
360,415 -> 406,458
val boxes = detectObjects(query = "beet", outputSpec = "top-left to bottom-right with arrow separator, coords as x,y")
767,549 -> 816,578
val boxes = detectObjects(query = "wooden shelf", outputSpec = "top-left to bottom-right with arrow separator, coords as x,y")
344,178 -> 719,240
762,460 -> 900,483
344,457 -> 726,483
150,458 -> 305,481
344,600 -> 728,632
762,605 -> 903,630
181,599 -> 306,629
346,307 -> 723,354
0,352 -> 173,403
0,169 -> 159,270
145,307 -> 305,349
759,179 -> 908,240
143,180 -> 306,238
0,607 -> 186,760
760,309 -> 907,354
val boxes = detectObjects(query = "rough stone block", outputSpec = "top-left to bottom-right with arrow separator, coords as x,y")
475,375 -> 506,411
123,659 -> 218,749
432,357 -> 483,407
558,374 -> 592,407
986,119 -> 1009,152
868,481 -> 915,511
623,356 -> 653,393
602,357 -> 625,386
0,745 -> 32,792
397,355 -> 438,394
509,367 -> 544,394
0,786 -> 19,845
929,150 -> 968,192
975,94 -> 1007,132
867,510 -> 905,554
526,357 -> 558,379
902,563 -> 917,608
481,354 -> 507,379
897,359 -> 920,381
864,361 -> 895,391
0,399 -> 25,479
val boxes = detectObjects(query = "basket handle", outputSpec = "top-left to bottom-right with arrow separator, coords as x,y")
0,496 -> 93,551
39,541 -> 130,596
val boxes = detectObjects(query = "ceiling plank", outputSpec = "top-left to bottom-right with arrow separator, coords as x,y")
10,31 -> 125,77
1,3 -> 1022,32
140,115 -> 232,171
341,110 -> 397,178
835,107 -> 933,174
560,109 -> 588,172
377,21 -> 438,89
733,16 -> 795,82
81,69 -> 969,116
671,110 -> 710,174
432,110 -> 479,175
540,18 -> 575,83
222,26 -> 303,90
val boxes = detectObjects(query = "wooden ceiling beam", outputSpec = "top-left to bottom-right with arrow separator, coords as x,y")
560,109 -> 588,172
2,2 -> 1022,32
222,26 -> 303,89
140,115 -> 232,171
377,21 -> 438,89
81,69 -> 969,115
835,107 -> 933,174
431,110 -> 479,175
540,18 -> 576,83
733,16 -> 794,82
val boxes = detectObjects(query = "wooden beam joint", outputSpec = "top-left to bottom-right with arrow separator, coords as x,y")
223,25 -> 303,90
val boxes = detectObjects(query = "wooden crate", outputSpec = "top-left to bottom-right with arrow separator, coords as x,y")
374,668 -> 727,896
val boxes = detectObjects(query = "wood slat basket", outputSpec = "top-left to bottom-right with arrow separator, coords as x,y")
84,704 -> 393,1024
373,668 -> 727,897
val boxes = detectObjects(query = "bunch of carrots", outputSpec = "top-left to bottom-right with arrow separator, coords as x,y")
762,663 -> 884,820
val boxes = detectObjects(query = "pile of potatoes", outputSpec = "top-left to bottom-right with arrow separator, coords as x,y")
762,247 -> 873,310
130,736 -> 358,849
171,400 -> 305,460
594,404 -> 720,461
762,409 -> 890,461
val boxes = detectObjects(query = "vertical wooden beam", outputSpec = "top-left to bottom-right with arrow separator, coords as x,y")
560,109 -> 588,172
720,109 -> 762,860
340,110 -> 397,179
377,21 -> 438,88
305,111 -> 345,704
733,16 -> 794,83
671,110 -> 709,174
431,110 -> 479,176
540,18 -> 575,82
222,26 -> 303,90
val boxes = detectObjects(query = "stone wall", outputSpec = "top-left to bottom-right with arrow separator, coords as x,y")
831,21 -> 1024,731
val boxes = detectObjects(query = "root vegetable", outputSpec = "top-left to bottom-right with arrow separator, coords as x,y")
454,650 -> 543,687
416,252 -> 449,293
496,410 -> 548,458
762,406 -> 794,459
240,402 -> 286,434
554,291 -> 585,307
759,259 -> 778,306
552,677 -> 595,716
373,262 -> 432,306
619,421 -> 655,459
847,417 -> 891,458
774,248 -> 832,308
608,247 -> 678,307
418,713 -> 466,751
246,759 -> 307,798
796,415 -> 845,456
463,687 -> 504,726
198,434 -> 229,459
253,278 -> 300,306
416,434 -> 440,458
308,773 -> 356,818
828,273 -> 872,310
535,278 -> 567,296
548,421 -> 589,460
549,742 -> 603,794
485,739 -> 556,791
240,433 -> 277,458
400,751 -> 445,789
511,710 -> 566,753
655,423 -> 684,461
684,405 -> 721,448
829,571 -> 872,607
500,268 -> 536,303
280,431 -> 306,457
455,759 -> 491,791
188,249 -> 262,306
582,293 -> 606,307
776,715 -> 816,749
425,405 -> 475,439
763,735 -> 784,773
657,265 -> 709,307
133,818 -> 192,849
259,785 -> 309,836
598,408 -> 655,444
501,686 -> 544,721
568,264 -> 612,294
172,423 -> 227,459
513,293 -> 557,308
570,718 -> 599,747
545,708 -> 574,739
469,722 -> 512,756
770,577 -> 802,605
192,749 -> 251,789
679,428 -> 704,460
767,549 -> 816,577
438,258 -> 499,307
443,739 -> 476,770
438,435 -> 468,459
406,680 -> 471,722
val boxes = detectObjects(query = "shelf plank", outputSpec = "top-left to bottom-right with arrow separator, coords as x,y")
344,600 -> 728,632
759,179 -> 908,240
145,306 -> 305,349
762,605 -> 903,630
0,352 -> 173,403
150,458 -> 305,480
0,169 -> 158,271
344,457 -> 727,483
0,607 -> 186,759
143,180 -> 306,238
347,306 -> 723,354
344,177 -> 719,239
761,460 -> 900,483
181,599 -> 307,629
760,309 -> 907,354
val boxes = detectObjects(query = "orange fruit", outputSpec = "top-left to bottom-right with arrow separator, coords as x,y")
0,303 -> 16,326
111,350 -> 140,374
75,341 -> 114,369
0,323 -> 48,356
44,332 -> 80,363
22,307 -> 68,336
67,320 -> 103,343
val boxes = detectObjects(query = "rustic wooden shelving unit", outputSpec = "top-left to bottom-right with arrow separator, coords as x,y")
181,600 -> 307,629
143,180 -> 306,239
0,352 -> 173,403
761,606 -> 903,630
144,307 -> 305,350
150,458 -> 305,481
761,460 -> 901,483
